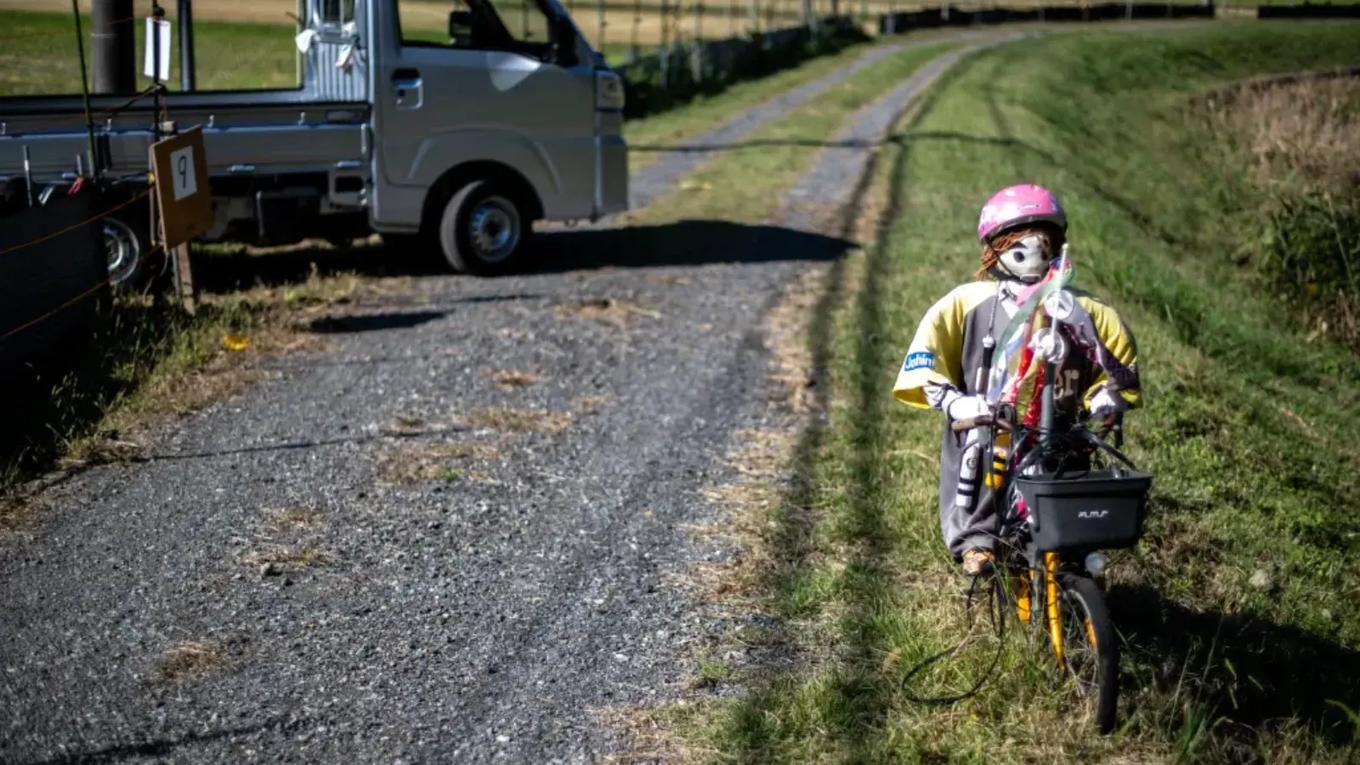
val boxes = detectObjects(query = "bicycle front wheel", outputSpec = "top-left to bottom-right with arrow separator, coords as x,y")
1054,571 -> 1119,733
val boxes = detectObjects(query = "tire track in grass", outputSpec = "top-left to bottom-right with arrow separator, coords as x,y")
627,30 -> 1001,209
778,35 -> 1025,234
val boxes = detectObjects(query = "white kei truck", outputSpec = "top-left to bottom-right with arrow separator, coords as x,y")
0,0 -> 629,279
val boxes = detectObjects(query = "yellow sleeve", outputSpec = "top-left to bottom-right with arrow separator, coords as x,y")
1077,296 -> 1141,409
892,283 -> 991,409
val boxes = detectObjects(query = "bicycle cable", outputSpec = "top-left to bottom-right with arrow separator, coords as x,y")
898,567 -> 1009,706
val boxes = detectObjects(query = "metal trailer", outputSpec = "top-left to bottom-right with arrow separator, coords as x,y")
0,0 -> 628,280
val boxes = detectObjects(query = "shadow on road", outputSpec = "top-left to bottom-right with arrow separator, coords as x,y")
191,219 -> 855,294
16,715 -> 300,765
309,310 -> 448,333
532,220 -> 853,272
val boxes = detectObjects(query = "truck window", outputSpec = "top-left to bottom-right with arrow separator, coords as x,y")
320,0 -> 358,27
398,0 -> 554,59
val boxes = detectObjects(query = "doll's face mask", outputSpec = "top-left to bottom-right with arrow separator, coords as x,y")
997,234 -> 1053,283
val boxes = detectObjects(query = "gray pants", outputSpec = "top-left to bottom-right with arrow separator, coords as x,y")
937,423 -> 1000,559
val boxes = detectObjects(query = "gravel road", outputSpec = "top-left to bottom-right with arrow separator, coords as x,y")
0,38 -> 994,764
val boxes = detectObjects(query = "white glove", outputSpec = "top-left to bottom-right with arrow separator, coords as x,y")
945,393 -> 991,422
1088,388 -> 1128,420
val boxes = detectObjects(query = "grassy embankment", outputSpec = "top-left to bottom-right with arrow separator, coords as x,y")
671,21 -> 1360,764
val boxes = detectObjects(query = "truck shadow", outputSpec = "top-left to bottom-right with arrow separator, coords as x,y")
531,220 -> 853,272
1110,583 -> 1360,745
192,220 -> 854,293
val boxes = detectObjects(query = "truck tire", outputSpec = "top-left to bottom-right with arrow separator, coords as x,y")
436,180 -> 529,275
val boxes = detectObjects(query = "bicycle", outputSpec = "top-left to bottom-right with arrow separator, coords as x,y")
946,384 -> 1152,734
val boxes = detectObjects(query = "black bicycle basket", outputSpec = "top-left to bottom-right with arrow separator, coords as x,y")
1014,469 -> 1153,552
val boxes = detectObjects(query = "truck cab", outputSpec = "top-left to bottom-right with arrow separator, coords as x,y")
0,0 -> 627,278
362,0 -> 628,272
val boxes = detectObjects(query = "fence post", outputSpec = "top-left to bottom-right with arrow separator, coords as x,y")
597,0 -> 606,52
630,0 -> 641,60
660,0 -> 670,87
692,0 -> 705,81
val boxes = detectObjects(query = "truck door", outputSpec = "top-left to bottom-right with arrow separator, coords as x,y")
371,0 -> 599,229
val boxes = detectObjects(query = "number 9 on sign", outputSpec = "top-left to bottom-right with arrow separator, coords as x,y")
169,146 -> 197,201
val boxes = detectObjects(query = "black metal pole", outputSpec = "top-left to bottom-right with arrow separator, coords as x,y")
91,0 -> 135,93
178,0 -> 195,91
71,0 -> 100,176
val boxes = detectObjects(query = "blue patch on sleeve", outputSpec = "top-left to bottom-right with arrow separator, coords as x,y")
903,351 -> 934,372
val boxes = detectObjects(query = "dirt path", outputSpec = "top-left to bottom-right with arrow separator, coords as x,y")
0,40 -> 999,764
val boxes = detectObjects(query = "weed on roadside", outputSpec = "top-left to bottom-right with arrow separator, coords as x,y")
157,640 -> 228,683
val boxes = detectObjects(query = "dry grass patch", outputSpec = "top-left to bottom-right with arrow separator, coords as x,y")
573,395 -> 612,416
555,298 -> 661,329
466,406 -> 573,434
1203,74 -> 1360,349
240,543 -> 332,575
262,506 -> 325,533
158,640 -> 227,683
376,441 -> 500,484
485,369 -> 542,389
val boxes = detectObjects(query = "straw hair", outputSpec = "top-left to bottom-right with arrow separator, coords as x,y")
977,223 -> 1066,280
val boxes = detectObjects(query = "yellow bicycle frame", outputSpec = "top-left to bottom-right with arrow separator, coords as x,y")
1045,551 -> 1063,666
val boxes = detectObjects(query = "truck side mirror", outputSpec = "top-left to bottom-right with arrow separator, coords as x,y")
448,10 -> 474,42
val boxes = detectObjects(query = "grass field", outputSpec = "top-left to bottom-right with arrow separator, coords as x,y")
666,20 -> 1360,764
0,9 -> 297,95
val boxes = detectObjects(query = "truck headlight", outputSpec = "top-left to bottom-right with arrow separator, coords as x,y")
595,70 -> 625,112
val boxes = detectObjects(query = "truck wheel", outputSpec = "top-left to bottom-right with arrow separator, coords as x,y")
436,180 -> 528,275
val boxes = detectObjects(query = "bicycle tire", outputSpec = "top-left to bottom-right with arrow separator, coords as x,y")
1054,571 -> 1119,734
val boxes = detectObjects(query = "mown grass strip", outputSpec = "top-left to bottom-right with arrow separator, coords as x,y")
680,21 -> 1360,764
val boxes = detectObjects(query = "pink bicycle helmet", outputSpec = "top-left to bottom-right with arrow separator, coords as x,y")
976,184 -> 1067,243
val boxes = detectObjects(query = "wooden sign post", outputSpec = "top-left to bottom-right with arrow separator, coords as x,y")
149,126 -> 212,314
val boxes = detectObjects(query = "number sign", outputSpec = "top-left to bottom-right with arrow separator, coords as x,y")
150,127 -> 213,249
170,146 -> 197,200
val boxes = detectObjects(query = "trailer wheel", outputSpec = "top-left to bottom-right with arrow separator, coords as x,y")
436,180 -> 529,275
104,215 -> 150,290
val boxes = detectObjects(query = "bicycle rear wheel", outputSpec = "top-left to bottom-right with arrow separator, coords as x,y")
1054,571 -> 1119,733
